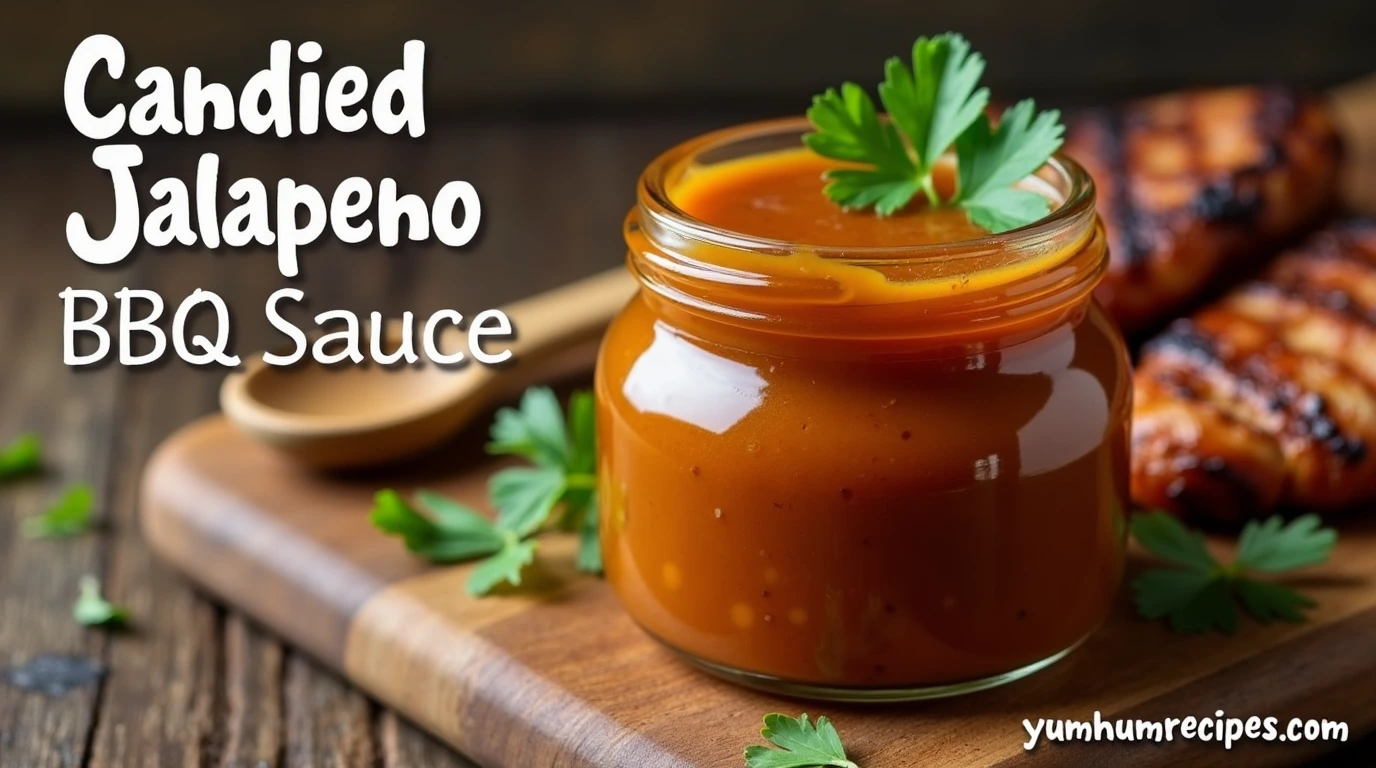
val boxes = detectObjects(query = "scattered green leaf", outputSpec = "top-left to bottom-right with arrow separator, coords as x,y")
1131,512 -> 1336,635
22,484 -> 96,539
804,32 -> 1064,231
745,713 -> 858,768
466,536 -> 537,596
372,388 -> 604,596
370,489 -> 504,563
73,576 -> 130,629
0,432 -> 42,480
489,466 -> 566,537
487,387 -> 570,468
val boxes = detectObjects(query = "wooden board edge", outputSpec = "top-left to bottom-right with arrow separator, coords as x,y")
138,415 -> 384,668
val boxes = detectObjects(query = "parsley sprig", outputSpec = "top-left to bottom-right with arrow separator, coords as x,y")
1131,512 -> 1337,634
804,32 -> 1064,230
745,713 -> 858,768
371,387 -> 600,595
0,432 -> 42,480
73,576 -> 130,629
22,483 -> 96,539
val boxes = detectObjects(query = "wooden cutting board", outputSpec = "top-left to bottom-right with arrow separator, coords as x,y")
140,412 -> 1376,767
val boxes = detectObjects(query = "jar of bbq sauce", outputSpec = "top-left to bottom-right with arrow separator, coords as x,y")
595,119 -> 1130,701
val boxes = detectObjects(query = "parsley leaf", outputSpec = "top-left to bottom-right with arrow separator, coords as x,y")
467,536 -> 538,596
372,387 -> 604,596
489,466 -> 566,537
487,387 -> 570,468
0,432 -> 42,480
745,713 -> 858,768
953,100 -> 1064,231
23,484 -> 96,539
880,34 -> 988,181
804,84 -> 919,215
370,489 -> 505,563
1131,512 -> 1336,635
804,32 -> 1064,231
73,576 -> 130,629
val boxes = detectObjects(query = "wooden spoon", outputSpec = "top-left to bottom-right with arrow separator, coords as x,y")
220,267 -> 638,469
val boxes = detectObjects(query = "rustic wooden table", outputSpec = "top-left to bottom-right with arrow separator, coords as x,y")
1,115 -> 1373,767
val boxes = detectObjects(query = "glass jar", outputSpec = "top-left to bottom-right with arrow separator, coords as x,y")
595,119 -> 1131,701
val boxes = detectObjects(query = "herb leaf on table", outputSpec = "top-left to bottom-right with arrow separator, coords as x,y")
0,432 -> 42,480
22,484 -> 96,539
744,713 -> 858,768
804,32 -> 1064,231
370,387 -> 603,596
73,576 -> 130,629
1130,512 -> 1336,634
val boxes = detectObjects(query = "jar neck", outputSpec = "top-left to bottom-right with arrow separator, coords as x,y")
626,119 -> 1107,360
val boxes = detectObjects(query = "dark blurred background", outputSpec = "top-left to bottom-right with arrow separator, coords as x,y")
5,0 -> 1376,115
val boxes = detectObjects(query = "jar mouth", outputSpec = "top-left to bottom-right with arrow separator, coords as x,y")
636,116 -> 1097,264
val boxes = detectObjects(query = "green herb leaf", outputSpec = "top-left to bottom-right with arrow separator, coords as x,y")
804,33 -> 1063,231
1130,513 -> 1336,634
466,536 -> 538,596
370,489 -> 504,563
375,388 -> 604,593
1235,514 -> 1337,572
489,466 -> 566,537
566,390 -> 597,474
1130,511 -> 1217,570
0,432 -> 42,480
879,34 -> 988,177
577,490 -> 603,573
487,387 -> 570,468
73,576 -> 130,629
744,713 -> 858,768
952,99 -> 1063,231
23,484 -> 96,538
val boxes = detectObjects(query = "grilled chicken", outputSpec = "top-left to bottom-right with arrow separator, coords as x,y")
1066,86 -> 1343,334
1132,220 -> 1376,522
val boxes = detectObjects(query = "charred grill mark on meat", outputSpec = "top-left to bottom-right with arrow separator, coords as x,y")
1065,86 -> 1343,334
1131,222 -> 1376,522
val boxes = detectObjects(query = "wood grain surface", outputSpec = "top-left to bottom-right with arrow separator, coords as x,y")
141,413 -> 1376,767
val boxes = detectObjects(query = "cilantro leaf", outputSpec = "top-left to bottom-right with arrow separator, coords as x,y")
466,536 -> 537,596
1130,512 -> 1337,634
0,432 -> 42,480
487,387 -> 569,468
22,484 -> 96,539
73,576 -> 130,629
744,713 -> 858,768
804,33 -> 1063,231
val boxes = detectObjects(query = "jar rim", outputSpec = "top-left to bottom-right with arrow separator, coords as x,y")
636,116 -> 1097,263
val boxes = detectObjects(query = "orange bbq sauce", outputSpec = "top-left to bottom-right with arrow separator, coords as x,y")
597,147 -> 1129,689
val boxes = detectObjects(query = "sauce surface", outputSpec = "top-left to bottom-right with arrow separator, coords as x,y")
673,149 -> 990,247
